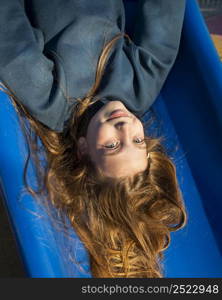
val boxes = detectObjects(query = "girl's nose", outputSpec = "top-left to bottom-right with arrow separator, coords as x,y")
114,117 -> 133,129
114,122 -> 132,142
114,121 -> 126,129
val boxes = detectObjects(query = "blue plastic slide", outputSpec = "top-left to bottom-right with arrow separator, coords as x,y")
0,0 -> 222,277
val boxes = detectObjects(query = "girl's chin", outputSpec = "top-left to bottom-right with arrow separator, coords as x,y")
103,101 -> 128,115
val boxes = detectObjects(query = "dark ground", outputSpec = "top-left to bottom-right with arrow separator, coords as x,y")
0,195 -> 26,277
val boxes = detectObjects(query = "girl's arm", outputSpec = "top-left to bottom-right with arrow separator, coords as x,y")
131,0 -> 186,111
0,0 -> 68,132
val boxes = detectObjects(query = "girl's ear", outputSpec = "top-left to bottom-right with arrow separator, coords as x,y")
77,137 -> 88,158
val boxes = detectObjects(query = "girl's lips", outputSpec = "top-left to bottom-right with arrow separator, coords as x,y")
107,109 -> 130,120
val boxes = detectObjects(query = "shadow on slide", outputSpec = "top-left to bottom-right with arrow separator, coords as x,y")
0,0 -> 221,277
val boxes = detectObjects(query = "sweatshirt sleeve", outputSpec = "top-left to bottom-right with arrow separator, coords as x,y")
130,0 -> 186,111
0,0 -> 68,132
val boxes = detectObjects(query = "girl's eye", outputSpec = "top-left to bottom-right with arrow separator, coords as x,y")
104,141 -> 119,149
134,137 -> 145,144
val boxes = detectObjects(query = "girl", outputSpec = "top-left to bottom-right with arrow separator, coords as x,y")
0,0 -> 187,277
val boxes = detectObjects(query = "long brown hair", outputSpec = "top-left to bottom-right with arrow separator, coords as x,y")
1,33 -> 187,277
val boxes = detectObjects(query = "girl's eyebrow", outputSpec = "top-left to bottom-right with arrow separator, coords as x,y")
103,143 -> 147,156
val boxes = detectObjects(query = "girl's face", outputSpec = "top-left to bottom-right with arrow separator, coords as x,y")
78,101 -> 148,178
